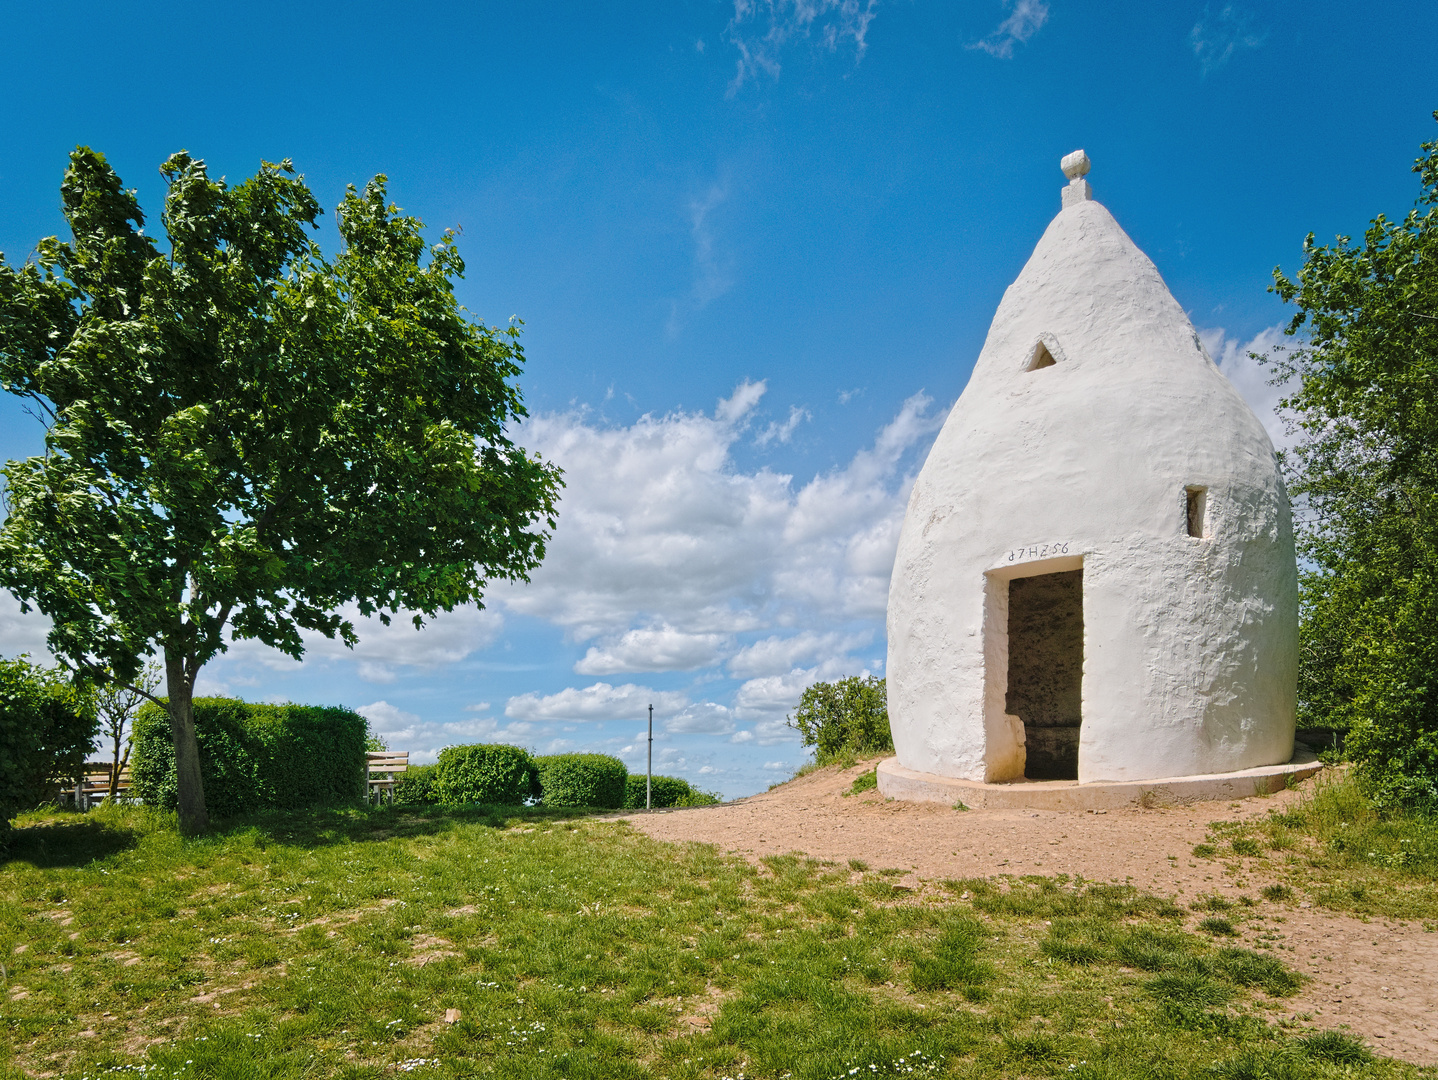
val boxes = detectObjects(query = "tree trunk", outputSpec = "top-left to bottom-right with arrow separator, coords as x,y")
109,732 -> 121,800
165,648 -> 209,834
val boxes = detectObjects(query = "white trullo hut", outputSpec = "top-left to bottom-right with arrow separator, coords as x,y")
884,152 -> 1298,789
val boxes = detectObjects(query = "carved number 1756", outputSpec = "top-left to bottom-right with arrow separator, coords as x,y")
1007,541 -> 1071,562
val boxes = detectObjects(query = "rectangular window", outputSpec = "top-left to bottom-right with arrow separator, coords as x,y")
1186,486 -> 1208,538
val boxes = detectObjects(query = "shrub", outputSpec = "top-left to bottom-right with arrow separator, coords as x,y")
621,773 -> 720,809
130,698 -> 366,817
1299,1030 -> 1372,1065
0,657 -> 98,846
1213,947 -> 1303,996
536,753 -> 627,808
433,744 -> 538,805
1198,916 -> 1238,937
848,768 -> 878,795
786,675 -> 891,761
392,763 -> 439,806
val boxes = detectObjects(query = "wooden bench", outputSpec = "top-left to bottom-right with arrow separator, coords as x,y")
65,763 -> 133,810
367,751 -> 410,804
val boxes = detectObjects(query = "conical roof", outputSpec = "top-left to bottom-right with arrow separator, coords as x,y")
885,153 -> 1297,787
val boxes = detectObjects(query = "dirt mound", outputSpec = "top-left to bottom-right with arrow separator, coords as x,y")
625,758 -> 1438,1065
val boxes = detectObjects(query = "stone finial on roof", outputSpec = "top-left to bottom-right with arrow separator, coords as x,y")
1060,149 -> 1092,209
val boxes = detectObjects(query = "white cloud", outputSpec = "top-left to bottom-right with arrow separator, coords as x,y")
969,0 -> 1049,59
220,602 -> 504,684
357,700 -> 422,738
732,658 -> 875,743
716,378 -> 767,424
498,385 -> 944,645
762,760 -> 793,770
666,701 -> 736,735
1189,5 -> 1264,74
727,630 -> 872,678
755,405 -> 809,447
0,590 -> 53,660
1202,325 -> 1300,452
504,681 -> 689,723
355,700 -> 540,763
575,626 -> 728,675
730,728 -> 756,743
724,0 -> 879,96
669,183 -> 736,337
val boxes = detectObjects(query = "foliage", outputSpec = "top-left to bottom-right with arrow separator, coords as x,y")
392,763 -> 439,806
129,697 -> 366,818
536,753 -> 627,809
0,147 -> 562,833
432,744 -> 539,806
2,809 -> 1400,1080
93,660 -> 159,799
787,675 -> 891,761
1267,115 -> 1438,810
620,772 -> 721,809
0,656 -> 97,845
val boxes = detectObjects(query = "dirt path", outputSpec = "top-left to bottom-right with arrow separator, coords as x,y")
624,760 -> 1438,1067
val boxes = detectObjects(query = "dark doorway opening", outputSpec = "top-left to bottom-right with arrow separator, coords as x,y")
1006,569 -> 1083,780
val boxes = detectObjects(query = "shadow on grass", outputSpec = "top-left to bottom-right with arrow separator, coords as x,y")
205,801 -> 616,850
4,801 -> 620,866
2,813 -> 141,869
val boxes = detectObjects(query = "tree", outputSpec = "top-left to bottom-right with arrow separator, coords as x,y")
787,675 -> 891,761
0,148 -> 562,833
1266,114 -> 1438,810
0,655 -> 97,844
94,660 -> 159,799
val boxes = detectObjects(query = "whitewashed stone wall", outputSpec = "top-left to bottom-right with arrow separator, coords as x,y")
886,174 -> 1298,784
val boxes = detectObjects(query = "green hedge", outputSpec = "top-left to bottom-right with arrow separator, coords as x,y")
0,657 -> 97,846
393,763 -> 439,806
130,698 -> 366,817
433,744 -> 538,805
621,773 -> 721,809
536,753 -> 627,808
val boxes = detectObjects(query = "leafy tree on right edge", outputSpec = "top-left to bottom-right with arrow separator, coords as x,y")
1268,112 -> 1438,810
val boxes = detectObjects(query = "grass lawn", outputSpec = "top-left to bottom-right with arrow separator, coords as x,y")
0,801 -> 1424,1079
1190,772 -> 1438,924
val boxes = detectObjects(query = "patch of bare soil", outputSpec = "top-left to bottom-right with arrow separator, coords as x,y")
624,760 -> 1438,1066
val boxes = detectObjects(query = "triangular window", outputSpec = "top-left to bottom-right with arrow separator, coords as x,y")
1026,341 -> 1057,371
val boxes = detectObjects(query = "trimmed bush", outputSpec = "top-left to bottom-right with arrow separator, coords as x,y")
393,763 -> 439,806
621,773 -> 720,809
0,657 -> 98,846
536,753 -> 627,809
130,698 -> 366,817
433,744 -> 538,805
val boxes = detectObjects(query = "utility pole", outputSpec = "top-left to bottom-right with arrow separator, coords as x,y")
647,703 -> 653,810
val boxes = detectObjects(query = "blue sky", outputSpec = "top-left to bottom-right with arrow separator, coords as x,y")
2,1 -> 1435,796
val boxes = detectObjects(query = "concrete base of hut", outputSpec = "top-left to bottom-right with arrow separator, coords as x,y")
876,744 -> 1322,811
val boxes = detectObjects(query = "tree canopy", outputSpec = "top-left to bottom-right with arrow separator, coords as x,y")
787,675 -> 891,761
1269,114 -> 1438,810
0,148 -> 562,832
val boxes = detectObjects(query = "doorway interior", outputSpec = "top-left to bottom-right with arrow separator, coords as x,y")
1005,569 -> 1084,780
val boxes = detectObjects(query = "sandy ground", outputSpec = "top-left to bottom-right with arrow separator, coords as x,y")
623,761 -> 1438,1067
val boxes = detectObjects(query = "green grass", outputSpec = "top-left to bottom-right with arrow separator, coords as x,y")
844,769 -> 878,797
0,804 -> 1425,1079
1192,771 -> 1438,921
